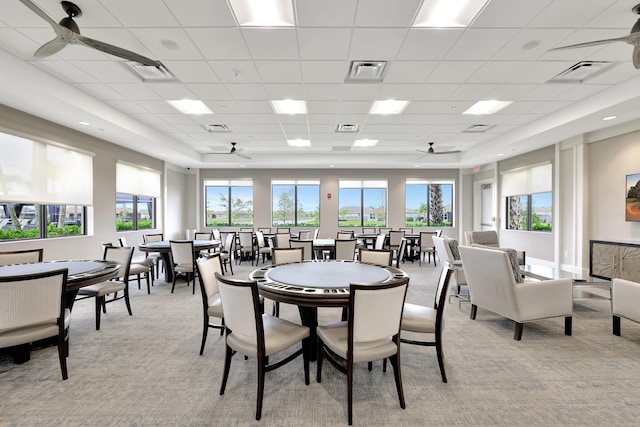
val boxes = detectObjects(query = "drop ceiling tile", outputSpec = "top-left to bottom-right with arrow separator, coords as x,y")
350,28 -> 408,60
187,84 -> 234,100
255,61 -> 302,83
108,83 -> 163,101
225,84 -> 269,100
241,28 -> 299,60
297,28 -> 352,60
132,114 -> 170,125
466,62 -> 530,85
485,84 -> 539,100
529,101 -> 573,114
208,61 -> 261,83
129,28 -> 203,60
186,28 -> 252,60
377,84 -> 421,99
340,83 -> 382,101
384,61 -> 437,84
163,0 -> 236,27
32,61 -> 96,84
69,61 -> 140,83
304,84 -> 345,100
234,101 -> 275,114
243,114 -> 279,124
162,61 -> 220,83
308,114 -> 342,125
106,100 -> 150,114
157,114 -> 199,125
338,101 -> 372,114
445,29 -> 518,61
426,61 -> 485,84
413,84 -> 460,101
301,61 -> 347,83
295,0 -> 358,27
264,84 -> 305,99
553,84 -> 609,101
397,29 -> 464,60
521,83 -> 576,101
74,83 -> 127,100
135,100 -> 183,114
528,0 -> 618,28
100,0 -> 180,27
508,61 -> 576,84
305,101 -> 339,114
492,29 -> 575,61
146,83 -> 195,99
472,0 -> 554,28
354,0 -> 422,27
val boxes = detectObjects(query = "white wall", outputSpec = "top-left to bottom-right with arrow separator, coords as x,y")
588,129 -> 640,242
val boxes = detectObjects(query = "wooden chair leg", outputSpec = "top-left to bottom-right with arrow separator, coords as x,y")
256,356 -> 266,420
95,296 -> 102,330
388,353 -> 406,409
220,343 -> 233,395
470,304 -> 477,320
200,316 -> 209,356
435,329 -> 447,383
564,316 -> 572,336
57,332 -> 68,380
613,315 -> 621,336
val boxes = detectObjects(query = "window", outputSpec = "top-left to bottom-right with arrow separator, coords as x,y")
0,131 -> 91,241
338,180 -> 387,227
502,163 -> 552,232
0,203 -> 86,240
115,163 -> 160,232
204,180 -> 253,227
405,181 -> 454,227
272,180 -> 320,227
116,194 -> 155,231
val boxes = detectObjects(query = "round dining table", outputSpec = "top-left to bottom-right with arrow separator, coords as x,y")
138,239 -> 221,282
250,260 -> 408,360
0,259 -> 121,364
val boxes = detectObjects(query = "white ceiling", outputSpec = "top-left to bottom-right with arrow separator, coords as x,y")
2,0 -> 640,169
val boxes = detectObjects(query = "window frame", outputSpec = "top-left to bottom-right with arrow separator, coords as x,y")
405,181 -> 455,227
1,202 -> 87,241
338,180 -> 388,228
204,180 -> 254,227
505,191 -> 553,232
271,180 -> 320,227
116,193 -> 156,232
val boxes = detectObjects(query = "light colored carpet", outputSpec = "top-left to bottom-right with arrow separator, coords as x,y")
2,258 -> 640,426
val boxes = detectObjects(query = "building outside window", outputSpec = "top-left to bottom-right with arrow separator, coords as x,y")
338,180 -> 387,227
405,181 -> 454,227
272,180 -> 320,227
204,180 -> 253,227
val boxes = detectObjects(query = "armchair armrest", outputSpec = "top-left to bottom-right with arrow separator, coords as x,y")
612,278 -> 640,322
515,278 -> 572,321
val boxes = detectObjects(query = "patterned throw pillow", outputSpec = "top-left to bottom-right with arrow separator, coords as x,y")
470,244 -> 523,283
445,237 -> 461,260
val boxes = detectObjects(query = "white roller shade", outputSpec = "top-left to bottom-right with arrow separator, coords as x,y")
116,162 -> 161,197
0,132 -> 93,205
501,163 -> 552,196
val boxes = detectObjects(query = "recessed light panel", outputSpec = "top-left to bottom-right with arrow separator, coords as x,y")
271,100 -> 307,115
413,0 -> 490,27
287,139 -> 311,147
353,139 -> 379,147
167,100 -> 213,115
229,0 -> 295,26
463,100 -> 512,115
369,100 -> 409,115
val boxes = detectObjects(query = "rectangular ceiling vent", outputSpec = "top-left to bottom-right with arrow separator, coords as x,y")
124,62 -> 176,82
335,123 -> 360,133
332,146 -> 352,152
345,60 -> 387,82
463,124 -> 494,133
204,124 -> 231,133
549,61 -> 613,83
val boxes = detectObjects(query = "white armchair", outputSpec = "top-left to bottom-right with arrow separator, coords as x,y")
612,278 -> 640,336
468,230 -> 526,265
459,245 -> 573,340
432,236 -> 467,298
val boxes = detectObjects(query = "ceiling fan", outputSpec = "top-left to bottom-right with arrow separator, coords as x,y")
416,142 -> 461,159
211,142 -> 252,160
19,0 -> 164,68
550,3 -> 640,69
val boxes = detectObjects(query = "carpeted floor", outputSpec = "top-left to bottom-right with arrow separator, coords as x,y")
2,258 -> 640,426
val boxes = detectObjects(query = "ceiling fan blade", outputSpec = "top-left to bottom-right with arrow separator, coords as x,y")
417,153 -> 429,160
237,153 -> 252,160
76,35 -> 163,67
416,149 -> 430,154
633,44 -> 640,69
19,0 -> 60,29
433,150 -> 461,155
34,37 -> 68,58
550,34 -> 635,51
